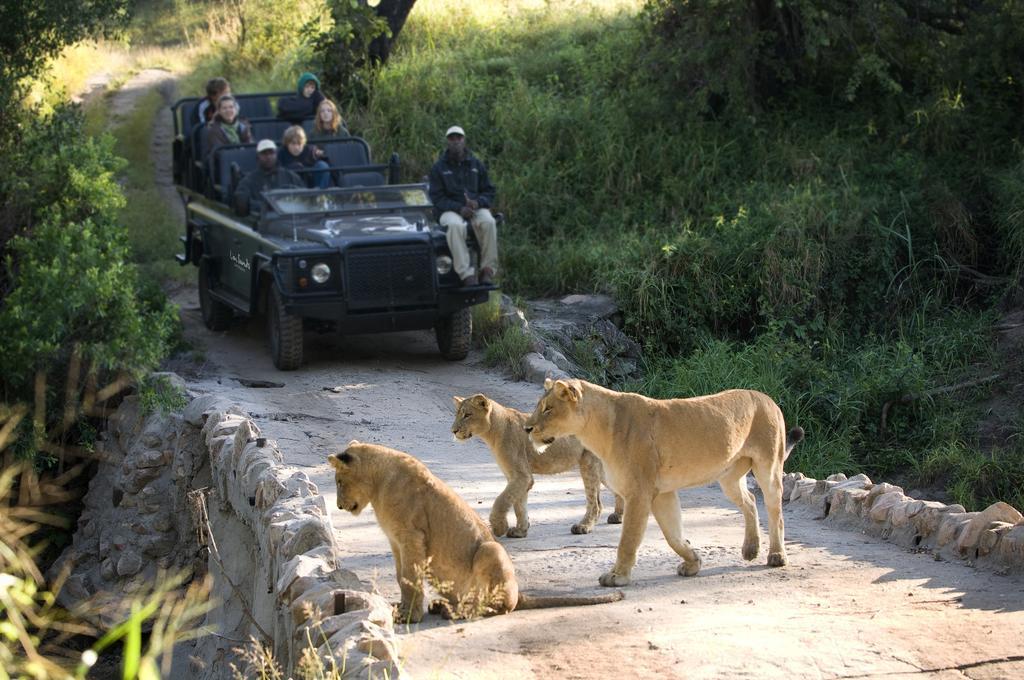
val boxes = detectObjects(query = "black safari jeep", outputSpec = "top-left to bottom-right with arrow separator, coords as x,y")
171,93 -> 496,370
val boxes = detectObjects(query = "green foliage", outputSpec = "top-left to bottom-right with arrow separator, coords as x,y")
640,308 -> 997,486
0,0 -> 129,122
919,442 -> 1024,512
0,107 -> 176,394
313,0 -> 389,105
138,375 -> 188,416
483,325 -> 532,381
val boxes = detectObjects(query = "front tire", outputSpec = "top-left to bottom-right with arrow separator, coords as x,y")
267,286 -> 303,370
435,307 -> 472,360
198,259 -> 233,331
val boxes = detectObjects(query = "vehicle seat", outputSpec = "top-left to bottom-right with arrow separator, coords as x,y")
212,144 -> 260,204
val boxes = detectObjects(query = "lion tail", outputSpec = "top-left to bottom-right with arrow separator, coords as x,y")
517,590 -> 625,611
784,426 -> 805,460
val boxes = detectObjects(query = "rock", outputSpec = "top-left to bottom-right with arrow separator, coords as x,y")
996,525 -> 1024,565
100,558 -> 116,581
152,512 -> 175,533
281,519 -> 334,561
782,472 -> 805,502
826,473 -> 848,482
121,466 -> 161,494
132,448 -> 171,468
520,352 -> 569,384
869,491 -> 907,522
956,502 -> 1024,554
142,530 -> 179,558
183,394 -> 230,426
117,550 -> 143,577
936,512 -> 974,548
978,522 -> 1015,556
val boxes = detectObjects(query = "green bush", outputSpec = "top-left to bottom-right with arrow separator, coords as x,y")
0,106 -> 176,457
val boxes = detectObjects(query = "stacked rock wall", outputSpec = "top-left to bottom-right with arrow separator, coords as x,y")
54,381 -> 402,679
784,472 -> 1024,574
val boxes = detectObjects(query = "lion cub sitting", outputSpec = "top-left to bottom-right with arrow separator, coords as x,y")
452,394 -> 623,538
328,441 -> 624,622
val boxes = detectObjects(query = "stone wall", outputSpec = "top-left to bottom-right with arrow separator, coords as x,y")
54,379 -> 402,679
784,472 -> 1024,574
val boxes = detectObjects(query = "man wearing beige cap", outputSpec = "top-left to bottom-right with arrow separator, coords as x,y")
233,139 -> 303,216
428,125 -> 498,286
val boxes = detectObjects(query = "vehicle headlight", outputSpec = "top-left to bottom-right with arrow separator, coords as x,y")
311,262 -> 331,284
436,255 -> 453,275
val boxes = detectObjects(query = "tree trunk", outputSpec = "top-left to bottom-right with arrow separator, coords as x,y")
368,0 -> 418,63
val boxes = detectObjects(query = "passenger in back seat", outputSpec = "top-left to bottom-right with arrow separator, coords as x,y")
313,98 -> 349,137
234,140 -> 303,217
279,126 -> 331,189
277,72 -> 325,123
205,95 -> 253,159
195,77 -> 232,126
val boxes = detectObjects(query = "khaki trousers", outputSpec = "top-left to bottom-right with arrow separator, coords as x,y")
441,208 -> 498,279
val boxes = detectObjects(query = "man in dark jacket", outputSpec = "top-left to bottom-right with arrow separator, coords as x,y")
428,125 -> 498,286
234,140 -> 304,217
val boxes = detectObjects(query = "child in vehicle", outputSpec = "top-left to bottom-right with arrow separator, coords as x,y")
279,125 -> 330,188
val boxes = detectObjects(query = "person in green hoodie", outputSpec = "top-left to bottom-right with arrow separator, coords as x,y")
277,72 -> 326,123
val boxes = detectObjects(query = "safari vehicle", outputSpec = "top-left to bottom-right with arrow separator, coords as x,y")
171,93 -> 496,370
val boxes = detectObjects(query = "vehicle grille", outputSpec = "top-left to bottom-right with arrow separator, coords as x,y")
345,244 -> 436,310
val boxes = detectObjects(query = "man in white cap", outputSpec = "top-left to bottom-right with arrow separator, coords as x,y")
428,125 -> 498,286
233,139 -> 303,216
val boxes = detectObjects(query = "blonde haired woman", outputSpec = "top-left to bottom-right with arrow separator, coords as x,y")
314,98 -> 349,137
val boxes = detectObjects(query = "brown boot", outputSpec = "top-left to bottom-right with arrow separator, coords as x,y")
479,267 -> 495,285
461,273 -> 479,287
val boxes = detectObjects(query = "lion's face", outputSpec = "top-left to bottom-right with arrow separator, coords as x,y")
327,443 -> 375,515
524,379 -> 583,447
451,394 -> 491,441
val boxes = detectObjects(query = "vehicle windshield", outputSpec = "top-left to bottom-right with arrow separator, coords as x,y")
264,186 -> 431,215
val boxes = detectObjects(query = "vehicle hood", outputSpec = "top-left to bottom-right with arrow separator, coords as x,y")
268,213 -> 433,247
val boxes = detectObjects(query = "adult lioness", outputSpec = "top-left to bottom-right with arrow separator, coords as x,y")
524,379 -> 804,587
328,441 -> 624,622
451,394 -> 624,537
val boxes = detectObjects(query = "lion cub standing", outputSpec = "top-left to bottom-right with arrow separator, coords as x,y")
452,394 -> 623,538
328,441 -> 624,622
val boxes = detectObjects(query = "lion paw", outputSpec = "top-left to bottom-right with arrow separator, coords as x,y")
607,512 -> 623,524
598,571 -> 630,587
570,523 -> 594,535
428,600 -> 454,619
395,605 -> 424,624
742,538 -> 760,561
506,527 -> 529,538
490,520 -> 509,536
677,556 -> 701,577
767,552 -> 787,568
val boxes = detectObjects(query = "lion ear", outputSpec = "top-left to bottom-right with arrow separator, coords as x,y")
453,396 -> 464,407
328,451 -> 354,469
554,380 -> 581,403
472,394 -> 489,409
543,378 -> 554,390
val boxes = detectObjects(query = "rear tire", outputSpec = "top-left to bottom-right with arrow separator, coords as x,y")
267,286 -> 303,370
436,307 -> 472,360
198,259 -> 233,331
